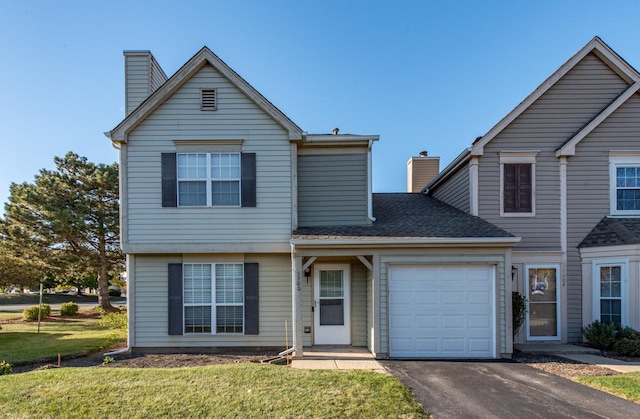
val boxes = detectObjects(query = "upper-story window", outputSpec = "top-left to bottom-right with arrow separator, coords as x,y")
610,154 -> 640,215
499,151 -> 538,217
177,153 -> 241,206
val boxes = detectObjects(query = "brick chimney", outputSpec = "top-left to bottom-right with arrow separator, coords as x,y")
407,151 -> 440,192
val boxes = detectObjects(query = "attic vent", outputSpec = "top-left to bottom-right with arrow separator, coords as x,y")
201,89 -> 217,111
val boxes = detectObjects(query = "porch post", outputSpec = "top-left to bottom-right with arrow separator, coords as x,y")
291,245 -> 304,357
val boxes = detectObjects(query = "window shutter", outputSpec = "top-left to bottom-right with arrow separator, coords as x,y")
161,153 -> 177,207
504,163 -> 532,213
518,165 -> 532,212
244,263 -> 259,335
168,263 -> 183,335
241,153 -> 256,207
503,164 -> 517,212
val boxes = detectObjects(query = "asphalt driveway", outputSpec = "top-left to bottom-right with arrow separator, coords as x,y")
384,360 -> 640,418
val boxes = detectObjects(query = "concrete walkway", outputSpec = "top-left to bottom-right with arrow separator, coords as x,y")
290,346 -> 385,371
516,343 -> 640,373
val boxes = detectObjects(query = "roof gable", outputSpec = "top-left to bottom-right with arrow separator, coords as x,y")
108,47 -> 303,143
471,37 -> 640,157
579,217 -> 640,248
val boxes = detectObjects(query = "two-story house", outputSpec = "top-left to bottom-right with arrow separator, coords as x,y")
106,47 -> 519,359
427,37 -> 640,344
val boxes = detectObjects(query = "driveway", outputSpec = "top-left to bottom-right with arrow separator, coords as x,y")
384,360 -> 640,418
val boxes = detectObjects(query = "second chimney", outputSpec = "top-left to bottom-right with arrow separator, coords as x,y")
407,152 -> 440,192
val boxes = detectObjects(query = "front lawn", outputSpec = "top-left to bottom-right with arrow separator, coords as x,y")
576,372 -> 640,402
0,315 -> 125,365
0,364 -> 426,418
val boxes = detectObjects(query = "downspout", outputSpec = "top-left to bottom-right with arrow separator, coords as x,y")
367,139 -> 376,222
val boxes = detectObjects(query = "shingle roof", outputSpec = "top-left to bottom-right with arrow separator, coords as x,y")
293,193 -> 514,239
579,217 -> 640,248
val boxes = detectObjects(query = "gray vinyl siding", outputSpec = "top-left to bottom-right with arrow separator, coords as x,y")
149,55 -> 167,93
431,165 -> 470,213
565,93 -> 640,340
125,64 -> 293,246
133,254 -> 291,348
125,54 -> 152,115
297,154 -> 368,226
478,53 -> 628,251
351,261 -> 367,347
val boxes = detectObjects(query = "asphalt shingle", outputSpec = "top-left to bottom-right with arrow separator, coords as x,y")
293,193 -> 514,239
579,217 -> 640,248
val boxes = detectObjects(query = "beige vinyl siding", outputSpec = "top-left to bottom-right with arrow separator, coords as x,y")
478,53 -> 628,251
351,261 -> 367,346
125,54 -> 153,115
125,64 -> 293,246
565,93 -> 640,340
133,254 -> 291,348
297,154 -> 368,226
149,55 -> 167,93
431,164 -> 470,213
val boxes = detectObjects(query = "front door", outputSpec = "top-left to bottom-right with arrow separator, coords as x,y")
314,263 -> 350,344
525,264 -> 561,340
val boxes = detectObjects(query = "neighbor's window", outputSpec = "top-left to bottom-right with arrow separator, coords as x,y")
613,165 -> 640,214
177,153 -> 240,206
503,164 -> 532,213
183,263 -> 244,334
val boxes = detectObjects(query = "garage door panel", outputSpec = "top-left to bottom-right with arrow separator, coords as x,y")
389,265 -> 495,358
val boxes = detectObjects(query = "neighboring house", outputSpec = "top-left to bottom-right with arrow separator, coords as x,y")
427,37 -> 640,344
106,47 -> 519,359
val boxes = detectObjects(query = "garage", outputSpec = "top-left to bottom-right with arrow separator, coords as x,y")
389,265 -> 496,358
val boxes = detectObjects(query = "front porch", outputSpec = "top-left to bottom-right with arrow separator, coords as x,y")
290,346 -> 385,370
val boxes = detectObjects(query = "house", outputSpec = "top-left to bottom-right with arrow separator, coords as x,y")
106,47 -> 519,359
426,37 -> 640,344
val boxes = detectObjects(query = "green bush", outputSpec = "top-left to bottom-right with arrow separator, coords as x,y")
616,325 -> 636,340
613,338 -> 640,357
0,361 -> 12,375
582,321 -> 617,350
23,304 -> 52,321
97,307 -> 127,331
512,292 -> 526,338
60,301 -> 79,316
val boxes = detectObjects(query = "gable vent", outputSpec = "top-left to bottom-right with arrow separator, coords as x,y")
201,89 -> 217,111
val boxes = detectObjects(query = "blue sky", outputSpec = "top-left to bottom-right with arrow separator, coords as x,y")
1,1 -> 640,210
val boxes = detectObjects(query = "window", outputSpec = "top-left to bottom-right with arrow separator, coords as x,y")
593,260 -> 628,327
183,263 -> 244,334
499,151 -> 538,217
177,153 -> 240,207
610,155 -> 640,215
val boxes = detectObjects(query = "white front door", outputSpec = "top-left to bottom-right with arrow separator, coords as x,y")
314,263 -> 350,345
525,264 -> 561,340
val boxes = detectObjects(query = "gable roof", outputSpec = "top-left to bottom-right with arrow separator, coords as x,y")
471,37 -> 640,157
293,193 -> 517,243
579,217 -> 640,248
107,47 -> 303,143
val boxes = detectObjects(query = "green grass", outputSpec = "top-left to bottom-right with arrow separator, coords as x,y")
0,316 -> 125,365
576,372 -> 640,402
0,364 -> 425,418
0,310 -> 21,321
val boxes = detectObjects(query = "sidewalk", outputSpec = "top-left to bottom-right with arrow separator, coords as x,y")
515,343 -> 640,374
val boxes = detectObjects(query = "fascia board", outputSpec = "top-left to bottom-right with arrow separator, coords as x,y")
471,37 -> 639,157
557,80 -> 640,157
291,237 -> 521,248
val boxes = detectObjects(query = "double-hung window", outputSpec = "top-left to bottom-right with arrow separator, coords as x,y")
499,151 -> 538,217
593,260 -> 629,327
610,154 -> 640,215
183,263 -> 244,334
177,153 -> 241,207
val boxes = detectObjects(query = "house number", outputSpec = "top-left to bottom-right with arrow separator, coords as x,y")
297,280 -> 301,291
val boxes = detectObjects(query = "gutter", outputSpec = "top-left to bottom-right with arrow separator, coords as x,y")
367,139 -> 376,222
103,347 -> 132,357
291,236 -> 521,248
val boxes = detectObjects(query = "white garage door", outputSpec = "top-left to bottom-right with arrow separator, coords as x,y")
389,265 -> 495,358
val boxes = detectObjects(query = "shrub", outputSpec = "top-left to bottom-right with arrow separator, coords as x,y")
512,292 -> 526,338
0,361 -> 12,375
60,301 -> 79,316
582,321 -> 617,350
616,325 -> 636,340
97,308 -> 127,331
23,304 -> 52,321
613,338 -> 640,357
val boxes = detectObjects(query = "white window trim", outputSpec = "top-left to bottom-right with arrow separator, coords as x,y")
499,151 -> 538,217
609,154 -> 640,216
183,262 -> 245,335
177,152 -> 242,207
525,263 -> 561,341
592,259 -> 629,326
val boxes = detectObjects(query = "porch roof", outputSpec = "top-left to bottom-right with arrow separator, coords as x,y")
579,217 -> 640,248
293,193 -> 515,240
